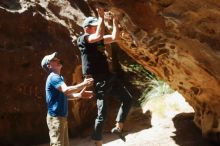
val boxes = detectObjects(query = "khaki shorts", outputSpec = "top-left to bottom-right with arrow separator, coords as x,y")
46,114 -> 69,146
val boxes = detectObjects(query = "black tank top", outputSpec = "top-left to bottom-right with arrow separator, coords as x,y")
77,34 -> 110,77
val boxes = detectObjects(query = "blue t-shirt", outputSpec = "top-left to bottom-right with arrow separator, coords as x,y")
45,72 -> 68,117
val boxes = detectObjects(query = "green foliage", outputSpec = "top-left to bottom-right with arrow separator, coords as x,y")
128,64 -> 156,80
139,79 -> 174,107
127,63 -> 174,107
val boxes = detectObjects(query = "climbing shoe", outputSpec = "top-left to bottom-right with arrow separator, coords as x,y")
111,127 -> 126,142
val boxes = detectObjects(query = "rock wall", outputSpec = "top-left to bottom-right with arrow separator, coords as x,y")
0,0 -> 220,144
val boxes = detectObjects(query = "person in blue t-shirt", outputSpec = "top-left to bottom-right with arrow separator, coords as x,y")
41,52 -> 94,146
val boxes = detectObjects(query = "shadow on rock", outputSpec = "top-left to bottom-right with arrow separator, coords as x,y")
69,0 -> 92,17
125,107 -> 152,133
0,0 -> 21,10
102,105 -> 152,144
172,113 -> 218,146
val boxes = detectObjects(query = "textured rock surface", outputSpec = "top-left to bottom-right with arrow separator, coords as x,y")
0,0 -> 220,144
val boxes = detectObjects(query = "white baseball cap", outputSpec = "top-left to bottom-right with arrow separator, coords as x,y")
41,52 -> 57,72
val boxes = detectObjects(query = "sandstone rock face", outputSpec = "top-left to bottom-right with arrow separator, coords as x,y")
0,0 -> 220,144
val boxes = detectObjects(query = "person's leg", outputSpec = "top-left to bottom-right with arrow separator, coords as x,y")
92,80 -> 108,146
92,97 -> 107,144
115,94 -> 132,127
111,81 -> 132,130
106,78 -> 132,142
47,114 -> 65,146
63,118 -> 69,146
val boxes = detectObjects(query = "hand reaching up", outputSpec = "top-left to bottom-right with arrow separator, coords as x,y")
112,14 -> 119,25
96,7 -> 104,18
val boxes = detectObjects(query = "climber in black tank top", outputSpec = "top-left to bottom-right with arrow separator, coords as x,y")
77,7 -> 132,146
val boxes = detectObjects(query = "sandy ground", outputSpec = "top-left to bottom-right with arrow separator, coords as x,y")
35,92 -> 217,146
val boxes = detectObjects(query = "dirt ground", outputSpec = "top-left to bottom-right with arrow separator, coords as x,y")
36,92 -> 218,146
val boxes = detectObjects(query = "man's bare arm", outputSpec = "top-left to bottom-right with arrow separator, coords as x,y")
104,15 -> 119,44
68,87 -> 94,100
87,8 -> 105,43
57,78 -> 93,95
